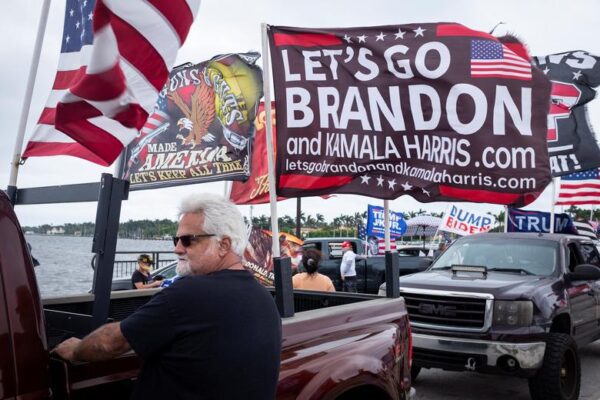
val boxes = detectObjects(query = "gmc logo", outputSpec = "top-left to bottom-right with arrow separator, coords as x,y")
418,303 -> 457,317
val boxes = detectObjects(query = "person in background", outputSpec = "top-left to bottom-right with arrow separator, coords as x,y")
292,249 -> 335,292
131,254 -> 162,289
433,242 -> 448,259
53,193 -> 282,400
340,241 -> 365,293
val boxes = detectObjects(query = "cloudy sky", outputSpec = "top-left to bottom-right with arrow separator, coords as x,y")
2,0 -> 599,226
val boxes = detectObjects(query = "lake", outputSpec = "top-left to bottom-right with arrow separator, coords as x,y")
27,234 -> 174,297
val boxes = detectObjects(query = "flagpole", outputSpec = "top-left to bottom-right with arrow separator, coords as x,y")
223,180 -> 232,199
384,200 -> 390,252
7,0 -> 52,203
549,178 -> 557,233
261,23 -> 280,258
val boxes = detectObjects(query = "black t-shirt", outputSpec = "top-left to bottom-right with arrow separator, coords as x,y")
120,269 -> 282,400
131,269 -> 149,289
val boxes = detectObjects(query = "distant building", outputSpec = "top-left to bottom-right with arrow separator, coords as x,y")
46,227 -> 65,235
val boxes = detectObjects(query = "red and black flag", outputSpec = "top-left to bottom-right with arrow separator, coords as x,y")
533,51 -> 600,177
267,23 -> 552,206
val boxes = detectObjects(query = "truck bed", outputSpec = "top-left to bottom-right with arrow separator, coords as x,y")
43,289 -> 411,399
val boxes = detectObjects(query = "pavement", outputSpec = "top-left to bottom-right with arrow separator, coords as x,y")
412,340 -> 600,400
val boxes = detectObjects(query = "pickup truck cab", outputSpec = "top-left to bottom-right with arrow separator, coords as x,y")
1,187 -> 415,399
303,237 -> 432,293
395,232 -> 600,400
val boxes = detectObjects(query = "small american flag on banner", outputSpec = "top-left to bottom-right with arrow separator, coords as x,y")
23,0 -> 200,166
556,168 -> 600,205
376,238 -> 397,255
140,90 -> 170,136
471,39 -> 532,81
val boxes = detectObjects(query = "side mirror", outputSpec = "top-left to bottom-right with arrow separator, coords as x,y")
569,264 -> 600,281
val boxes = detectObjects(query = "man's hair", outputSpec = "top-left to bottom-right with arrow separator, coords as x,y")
302,249 -> 322,274
178,193 -> 248,256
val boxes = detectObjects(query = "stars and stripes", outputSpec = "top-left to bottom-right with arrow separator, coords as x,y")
470,39 -> 532,81
140,89 -> 170,136
572,220 -> 597,239
556,168 -> 600,205
23,0 -> 200,166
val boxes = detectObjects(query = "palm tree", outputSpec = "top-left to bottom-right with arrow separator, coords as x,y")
487,210 -> 505,232
315,213 -> 325,227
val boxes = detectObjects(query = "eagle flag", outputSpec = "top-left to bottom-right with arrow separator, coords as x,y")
267,23 -> 552,206
121,53 -> 263,189
23,0 -> 200,166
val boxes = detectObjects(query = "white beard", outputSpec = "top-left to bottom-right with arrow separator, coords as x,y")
176,259 -> 192,276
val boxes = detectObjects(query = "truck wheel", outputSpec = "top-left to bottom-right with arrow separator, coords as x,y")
411,366 -> 421,382
528,333 -> 580,400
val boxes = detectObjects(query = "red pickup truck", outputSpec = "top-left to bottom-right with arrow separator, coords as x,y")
1,181 -> 414,399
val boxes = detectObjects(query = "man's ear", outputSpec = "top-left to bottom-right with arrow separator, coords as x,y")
219,236 -> 232,254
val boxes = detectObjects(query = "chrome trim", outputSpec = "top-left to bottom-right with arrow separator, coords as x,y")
412,333 -> 546,370
401,288 -> 494,333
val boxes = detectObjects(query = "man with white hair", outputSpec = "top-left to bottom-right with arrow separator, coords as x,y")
53,193 -> 282,399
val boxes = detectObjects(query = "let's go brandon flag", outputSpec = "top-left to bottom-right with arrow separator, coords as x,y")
267,24 -> 552,206
23,0 -> 200,166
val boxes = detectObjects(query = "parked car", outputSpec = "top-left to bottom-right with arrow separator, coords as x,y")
381,232 -> 600,400
111,261 -> 178,291
303,237 -> 432,294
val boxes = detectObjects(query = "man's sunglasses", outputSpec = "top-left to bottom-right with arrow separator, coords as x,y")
172,234 -> 215,247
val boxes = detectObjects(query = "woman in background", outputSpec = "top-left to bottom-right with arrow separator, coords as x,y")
292,249 -> 335,292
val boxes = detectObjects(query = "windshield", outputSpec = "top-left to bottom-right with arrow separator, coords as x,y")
431,239 -> 559,276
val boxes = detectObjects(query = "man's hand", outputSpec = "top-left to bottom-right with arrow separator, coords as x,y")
52,337 -> 82,361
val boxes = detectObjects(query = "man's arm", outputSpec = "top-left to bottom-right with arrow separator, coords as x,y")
134,280 -> 162,289
53,322 -> 131,362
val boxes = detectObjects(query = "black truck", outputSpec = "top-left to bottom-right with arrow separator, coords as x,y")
392,232 -> 600,400
303,237 -> 432,294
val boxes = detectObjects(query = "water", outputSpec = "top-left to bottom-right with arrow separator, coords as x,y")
27,235 -> 174,298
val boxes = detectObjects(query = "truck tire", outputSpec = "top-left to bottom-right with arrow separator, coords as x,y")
411,366 -> 421,382
527,333 -> 580,400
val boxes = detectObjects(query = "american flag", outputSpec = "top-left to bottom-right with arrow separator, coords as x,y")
470,39 -> 532,81
141,88 -> 170,136
556,168 -> 600,205
357,224 -> 366,240
375,238 -> 397,255
23,0 -> 200,166
359,224 -> 398,255
573,220 -> 597,239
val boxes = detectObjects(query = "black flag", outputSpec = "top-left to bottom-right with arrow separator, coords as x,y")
533,51 -> 600,177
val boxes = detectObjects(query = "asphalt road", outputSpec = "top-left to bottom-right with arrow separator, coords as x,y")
412,341 -> 600,400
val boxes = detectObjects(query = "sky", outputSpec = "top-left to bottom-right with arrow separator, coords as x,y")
1,0 -> 600,227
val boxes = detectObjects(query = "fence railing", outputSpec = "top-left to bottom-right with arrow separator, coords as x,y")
92,251 -> 177,279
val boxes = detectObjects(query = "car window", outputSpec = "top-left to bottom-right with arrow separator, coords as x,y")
432,239 -> 559,276
578,243 -> 600,267
153,263 -> 178,279
328,241 -> 355,258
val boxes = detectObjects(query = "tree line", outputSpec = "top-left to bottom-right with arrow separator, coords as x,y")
23,206 -> 595,239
